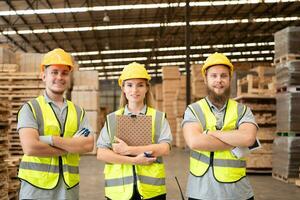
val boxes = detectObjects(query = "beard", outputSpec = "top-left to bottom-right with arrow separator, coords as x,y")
206,85 -> 231,106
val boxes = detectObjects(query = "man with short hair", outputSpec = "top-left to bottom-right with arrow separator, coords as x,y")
17,48 -> 94,200
182,52 -> 258,200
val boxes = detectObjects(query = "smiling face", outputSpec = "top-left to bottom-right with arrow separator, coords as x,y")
205,64 -> 231,105
42,64 -> 70,95
122,78 -> 148,105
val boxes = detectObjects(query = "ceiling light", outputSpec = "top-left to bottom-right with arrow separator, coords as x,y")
103,12 -> 110,22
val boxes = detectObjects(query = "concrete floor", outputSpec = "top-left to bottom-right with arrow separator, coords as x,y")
79,148 -> 300,200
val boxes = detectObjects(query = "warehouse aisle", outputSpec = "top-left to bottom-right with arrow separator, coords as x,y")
79,148 -> 300,200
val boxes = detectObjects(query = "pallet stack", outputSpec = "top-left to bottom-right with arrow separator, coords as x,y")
191,64 -> 206,101
153,83 -> 163,111
0,45 -> 16,65
0,102 -> 9,200
16,52 -> 44,73
235,66 -> 276,172
4,157 -> 21,200
162,66 -> 180,145
272,26 -> 300,183
174,76 -> 186,148
296,167 -> 300,187
0,72 -> 44,156
71,70 -> 100,154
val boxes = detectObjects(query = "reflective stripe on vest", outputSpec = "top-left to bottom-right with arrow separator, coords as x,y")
104,107 -> 166,199
188,98 -> 247,183
190,151 -> 246,168
18,95 -> 83,189
105,176 -> 134,187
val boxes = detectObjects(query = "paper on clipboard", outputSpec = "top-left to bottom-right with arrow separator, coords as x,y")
116,115 -> 152,146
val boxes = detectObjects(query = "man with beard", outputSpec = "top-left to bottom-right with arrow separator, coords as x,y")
17,48 -> 94,200
182,52 -> 258,200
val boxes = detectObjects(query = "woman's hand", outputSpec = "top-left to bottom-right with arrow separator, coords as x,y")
112,137 -> 130,155
133,152 -> 157,165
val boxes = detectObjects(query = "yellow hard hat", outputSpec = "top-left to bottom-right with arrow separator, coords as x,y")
202,52 -> 234,77
41,48 -> 74,71
118,62 -> 151,86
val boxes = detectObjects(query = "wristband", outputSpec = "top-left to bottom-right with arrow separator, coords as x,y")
39,136 -> 53,145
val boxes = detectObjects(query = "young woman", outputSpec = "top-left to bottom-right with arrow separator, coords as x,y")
97,62 -> 172,200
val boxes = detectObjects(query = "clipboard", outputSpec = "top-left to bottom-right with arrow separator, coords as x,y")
116,115 -> 152,146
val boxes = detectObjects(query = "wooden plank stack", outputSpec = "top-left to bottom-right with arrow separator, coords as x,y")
0,72 -> 44,156
0,64 -> 19,73
237,66 -> 276,96
152,83 -> 163,111
191,64 -> 206,101
162,66 -> 180,145
16,52 -> 44,73
174,76 -> 186,148
0,45 -> 16,65
272,26 -> 300,183
295,167 -> 300,187
71,70 -> 100,154
235,66 -> 276,172
0,102 -> 9,200
4,157 -> 21,200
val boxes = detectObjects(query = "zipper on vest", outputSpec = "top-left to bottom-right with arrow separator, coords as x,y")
133,165 -> 137,185
49,103 -> 68,186
210,152 -> 214,166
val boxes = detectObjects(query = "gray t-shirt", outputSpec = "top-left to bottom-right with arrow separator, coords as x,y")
97,104 -> 172,149
182,97 -> 258,200
17,93 -> 91,200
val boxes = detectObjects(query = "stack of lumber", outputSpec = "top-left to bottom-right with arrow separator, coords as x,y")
0,102 -> 9,200
153,83 -> 163,111
162,66 -> 180,145
0,72 -> 44,156
174,76 -> 186,148
191,64 -> 206,100
71,70 -> 100,154
5,157 -> 21,200
295,166 -> 300,187
16,52 -> 44,73
235,66 -> 276,172
237,66 -> 276,96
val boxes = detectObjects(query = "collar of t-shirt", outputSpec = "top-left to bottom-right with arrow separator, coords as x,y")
43,92 -> 67,110
205,96 -> 228,113
124,104 -> 147,116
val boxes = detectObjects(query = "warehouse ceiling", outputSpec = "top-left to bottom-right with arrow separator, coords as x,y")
0,0 -> 300,80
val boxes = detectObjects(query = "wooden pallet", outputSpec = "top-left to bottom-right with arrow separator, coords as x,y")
0,186 -> 8,200
246,153 -> 272,169
0,94 -> 37,101
272,172 -> 296,183
296,179 -> 300,187
237,74 -> 275,96
247,168 -> 272,174
277,132 -> 300,137
8,192 -> 18,200
8,180 -> 20,191
9,150 -> 23,156
274,54 -> 300,64
243,102 -> 276,111
254,113 -> 276,125
276,85 -> 300,93
0,72 -> 41,78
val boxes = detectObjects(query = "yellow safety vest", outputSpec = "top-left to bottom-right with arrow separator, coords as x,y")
104,107 -> 166,200
18,95 -> 84,189
188,98 -> 247,183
